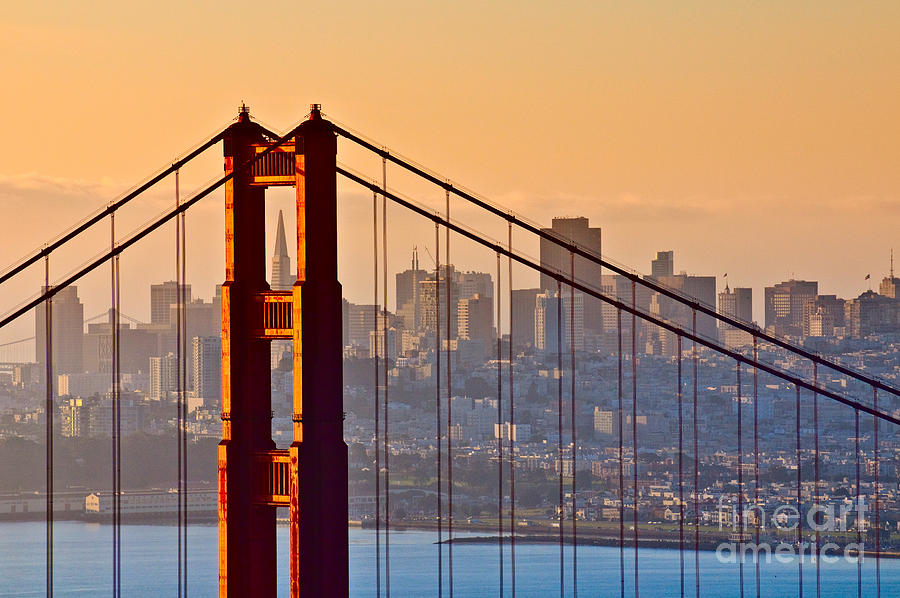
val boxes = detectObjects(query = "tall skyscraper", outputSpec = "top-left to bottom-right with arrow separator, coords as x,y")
651,251 -> 674,279
35,285 -> 84,375
271,210 -> 295,291
539,217 -> 603,334
395,248 -> 428,330
764,280 -> 818,336
150,281 -> 192,326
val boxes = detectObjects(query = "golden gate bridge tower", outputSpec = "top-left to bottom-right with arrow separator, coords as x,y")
218,104 -> 348,598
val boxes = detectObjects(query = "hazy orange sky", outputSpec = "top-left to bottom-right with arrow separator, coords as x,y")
1,1 -> 898,340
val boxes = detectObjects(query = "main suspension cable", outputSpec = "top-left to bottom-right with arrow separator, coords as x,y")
332,124 -> 900,401
334,168 -> 900,422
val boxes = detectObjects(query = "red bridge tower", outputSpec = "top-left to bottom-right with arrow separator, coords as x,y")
218,104 -> 348,598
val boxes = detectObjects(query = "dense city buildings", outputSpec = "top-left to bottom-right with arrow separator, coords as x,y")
2,217 -> 898,557
764,279 -> 817,337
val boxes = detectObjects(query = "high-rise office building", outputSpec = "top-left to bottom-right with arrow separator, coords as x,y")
652,271 -> 717,340
419,266 -> 460,338
270,210 -> 295,291
651,251 -> 674,279
844,291 -> 900,337
35,285 -> 84,375
539,217 -> 603,334
764,280 -> 818,337
718,286 -> 753,347
534,290 -> 584,353
457,271 -> 493,302
149,352 -> 178,400
150,281 -> 192,326
511,288 -> 541,349
192,336 -> 222,403
457,293 -> 493,343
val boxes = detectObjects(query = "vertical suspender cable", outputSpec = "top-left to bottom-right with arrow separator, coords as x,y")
435,222 -> 442,598
175,172 -> 184,598
677,335 -> 684,598
873,387 -> 880,598
855,408 -> 861,598
507,222 -> 516,598
445,190 -> 454,598
617,310 -> 625,598
813,364 -> 820,598
692,310 -> 699,598
752,338 -> 760,598
110,213 -> 119,598
180,191 -> 188,597
373,191 -> 381,598
114,249 -> 122,597
737,362 -> 744,598
631,281 -> 638,598
569,252 -> 577,598
497,254 -> 505,598
44,253 -> 53,598
795,386 -> 803,598
382,158 -> 391,598
556,281 -> 564,598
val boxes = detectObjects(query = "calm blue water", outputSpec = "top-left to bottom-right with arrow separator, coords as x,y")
0,521 -> 896,597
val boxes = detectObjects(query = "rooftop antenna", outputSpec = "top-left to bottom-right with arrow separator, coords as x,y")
891,248 -> 895,279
